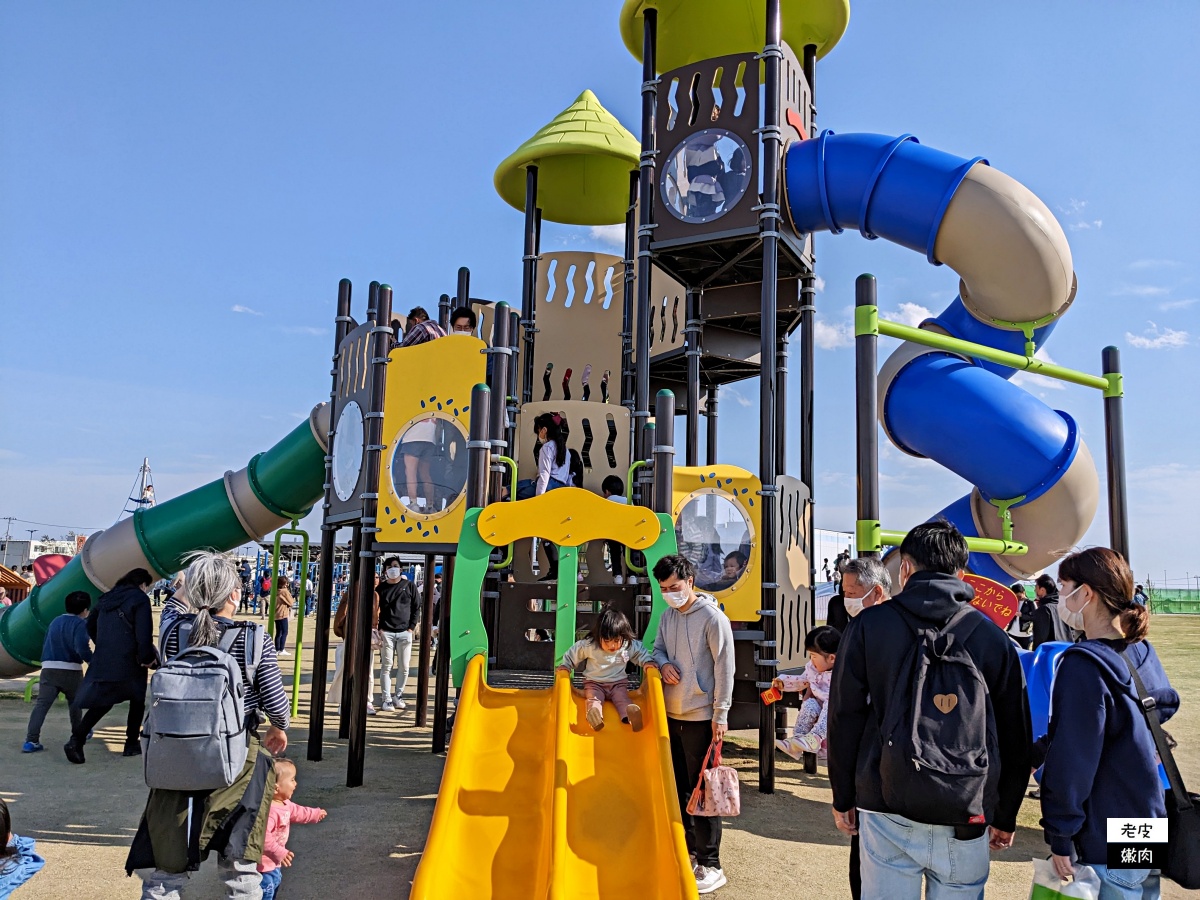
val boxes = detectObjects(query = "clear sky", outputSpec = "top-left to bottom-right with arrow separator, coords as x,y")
2,2 -> 1197,587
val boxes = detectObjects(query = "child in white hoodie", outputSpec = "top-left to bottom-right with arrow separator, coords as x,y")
558,605 -> 656,732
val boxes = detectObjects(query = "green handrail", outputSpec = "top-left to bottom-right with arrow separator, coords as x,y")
857,520 -> 1028,557
623,460 -> 651,575
267,519 -> 310,719
854,305 -> 1122,397
489,455 -> 518,571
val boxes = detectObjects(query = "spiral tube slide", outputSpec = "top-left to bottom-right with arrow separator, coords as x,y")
0,404 -> 332,676
784,132 -> 1098,581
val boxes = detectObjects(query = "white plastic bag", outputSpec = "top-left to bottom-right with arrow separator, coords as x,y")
1029,858 -> 1101,900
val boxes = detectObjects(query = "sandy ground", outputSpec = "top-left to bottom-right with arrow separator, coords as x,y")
3,614 -> 1197,899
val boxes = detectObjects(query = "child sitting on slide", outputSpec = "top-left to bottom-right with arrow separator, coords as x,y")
773,625 -> 840,759
557,605 -> 657,733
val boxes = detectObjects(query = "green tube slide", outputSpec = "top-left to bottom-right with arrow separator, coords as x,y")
0,403 -> 331,676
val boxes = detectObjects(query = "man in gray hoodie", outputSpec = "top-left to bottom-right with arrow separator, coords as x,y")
651,554 -> 735,895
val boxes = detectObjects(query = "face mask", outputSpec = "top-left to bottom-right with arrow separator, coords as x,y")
1059,585 -> 1088,630
662,590 -> 689,608
385,567 -> 401,580
844,596 -> 865,618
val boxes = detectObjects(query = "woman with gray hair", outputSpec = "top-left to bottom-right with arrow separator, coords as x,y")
127,550 -> 289,900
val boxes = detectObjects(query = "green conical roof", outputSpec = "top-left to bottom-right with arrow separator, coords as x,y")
494,90 -> 639,227
620,0 -> 850,74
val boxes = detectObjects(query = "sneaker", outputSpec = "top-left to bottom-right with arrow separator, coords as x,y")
795,732 -> 823,754
64,741 -> 85,765
123,741 -> 142,758
278,650 -> 290,657
395,698 -> 408,711
613,575 -> 624,585
626,704 -> 644,733
381,701 -> 395,712
22,741 -> 43,753
775,738 -> 804,760
690,853 -> 698,873
367,704 -> 377,716
585,706 -> 605,731
694,866 -> 727,894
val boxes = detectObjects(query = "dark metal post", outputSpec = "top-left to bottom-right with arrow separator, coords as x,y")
633,10 -> 658,456
520,166 -> 540,404
685,289 -> 701,467
801,42 -> 818,627
437,293 -> 451,332
705,386 -> 719,465
621,170 -> 639,411
856,275 -> 880,560
456,267 -> 470,313
654,391 -> 676,513
346,283 -> 392,788
488,304 -> 512,500
432,555 -> 455,753
307,277 -> 353,762
415,553 -> 436,728
507,309 -> 520,454
1102,346 -> 1130,563
756,0 -> 783,795
339,524 -> 363,739
467,384 -> 492,509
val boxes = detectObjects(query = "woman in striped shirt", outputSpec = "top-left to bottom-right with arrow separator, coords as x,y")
127,551 -> 289,899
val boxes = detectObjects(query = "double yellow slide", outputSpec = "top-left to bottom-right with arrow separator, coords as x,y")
411,657 -> 699,900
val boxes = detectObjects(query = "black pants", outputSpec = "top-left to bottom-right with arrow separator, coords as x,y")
667,717 -> 722,868
274,617 -> 289,652
73,693 -> 146,748
26,668 -> 82,743
850,833 -> 861,900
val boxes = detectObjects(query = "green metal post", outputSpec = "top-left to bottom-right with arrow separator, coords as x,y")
270,521 -> 311,718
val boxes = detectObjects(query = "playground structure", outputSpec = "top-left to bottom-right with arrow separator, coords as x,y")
0,1 -> 1132,897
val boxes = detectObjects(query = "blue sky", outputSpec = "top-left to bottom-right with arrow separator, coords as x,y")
2,2 -> 1197,587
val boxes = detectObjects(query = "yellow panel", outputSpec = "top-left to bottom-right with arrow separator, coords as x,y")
477,488 -> 663,550
672,465 -> 763,622
376,336 -> 486,545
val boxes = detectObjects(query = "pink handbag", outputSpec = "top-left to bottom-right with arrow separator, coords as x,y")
686,739 -> 741,817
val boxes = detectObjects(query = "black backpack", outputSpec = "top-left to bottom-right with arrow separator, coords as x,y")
877,603 -> 998,826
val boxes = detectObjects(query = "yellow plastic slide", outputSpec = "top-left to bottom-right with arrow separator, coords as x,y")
411,657 -> 698,900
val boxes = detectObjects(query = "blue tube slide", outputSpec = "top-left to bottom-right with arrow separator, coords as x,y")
784,131 -> 1078,580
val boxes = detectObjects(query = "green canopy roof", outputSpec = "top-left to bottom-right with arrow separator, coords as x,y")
619,0 -> 850,74
494,90 -> 639,227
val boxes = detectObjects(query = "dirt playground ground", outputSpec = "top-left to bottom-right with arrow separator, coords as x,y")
4,613 -> 1198,899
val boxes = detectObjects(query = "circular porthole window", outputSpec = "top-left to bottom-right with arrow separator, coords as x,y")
674,491 -> 753,593
660,130 -> 753,224
331,401 -> 364,502
389,412 -> 469,517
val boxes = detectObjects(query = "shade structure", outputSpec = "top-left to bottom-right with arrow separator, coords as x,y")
619,0 -> 850,74
494,90 -> 639,226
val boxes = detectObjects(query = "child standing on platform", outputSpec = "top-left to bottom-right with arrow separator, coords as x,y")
258,759 -> 327,900
774,625 -> 840,759
558,606 -> 656,732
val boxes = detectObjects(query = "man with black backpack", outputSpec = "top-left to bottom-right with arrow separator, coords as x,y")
827,521 -> 1031,898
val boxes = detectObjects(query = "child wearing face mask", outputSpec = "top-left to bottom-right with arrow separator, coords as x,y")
557,605 -> 657,732
773,626 -> 841,759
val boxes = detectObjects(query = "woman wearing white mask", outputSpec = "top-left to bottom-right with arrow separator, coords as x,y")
650,554 -> 735,895
1039,547 -> 1179,898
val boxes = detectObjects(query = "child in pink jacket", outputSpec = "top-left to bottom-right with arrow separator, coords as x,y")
259,759 -> 327,899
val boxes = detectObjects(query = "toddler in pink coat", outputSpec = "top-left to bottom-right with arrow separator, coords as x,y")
259,759 -> 327,899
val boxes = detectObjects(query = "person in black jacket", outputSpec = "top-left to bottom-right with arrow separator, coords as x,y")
1031,573 -> 1075,647
1039,548 -> 1178,896
375,557 -> 420,713
66,568 -> 157,762
828,521 -> 1031,899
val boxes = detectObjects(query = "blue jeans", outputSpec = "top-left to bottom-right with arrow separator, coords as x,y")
1091,865 -> 1160,900
858,810 -> 989,899
260,867 -> 282,900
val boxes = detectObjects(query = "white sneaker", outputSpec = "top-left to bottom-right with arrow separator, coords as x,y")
695,866 -> 727,894
614,575 -> 624,585
395,698 -> 408,711
366,704 -> 377,716
381,700 -> 395,712
775,738 -> 804,760
277,650 -> 290,657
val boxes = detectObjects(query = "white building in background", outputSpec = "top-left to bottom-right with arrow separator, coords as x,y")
0,539 -> 78,569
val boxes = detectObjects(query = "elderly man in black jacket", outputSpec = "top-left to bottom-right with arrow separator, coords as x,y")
828,521 -> 1031,899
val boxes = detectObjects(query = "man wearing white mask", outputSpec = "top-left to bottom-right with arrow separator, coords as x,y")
374,556 -> 420,713
651,554 -> 735,895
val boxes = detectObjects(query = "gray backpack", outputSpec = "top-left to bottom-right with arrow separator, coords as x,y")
141,620 -> 260,791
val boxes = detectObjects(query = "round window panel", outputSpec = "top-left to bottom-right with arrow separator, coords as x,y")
660,130 -> 753,224
674,493 -> 752,593
390,414 -> 469,516
331,401 -> 364,503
